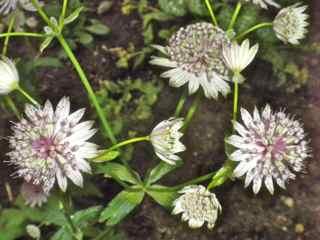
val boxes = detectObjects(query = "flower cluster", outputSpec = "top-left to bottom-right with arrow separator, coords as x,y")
172,185 -> 221,229
7,97 -> 98,199
150,22 -> 231,99
227,105 -> 311,194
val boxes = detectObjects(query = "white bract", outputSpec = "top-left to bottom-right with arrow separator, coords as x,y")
150,22 -> 232,99
7,97 -> 98,193
172,185 -> 221,229
227,105 -> 311,194
273,3 -> 309,45
150,118 -> 185,165
0,57 -> 19,95
245,0 -> 280,9
222,39 -> 259,83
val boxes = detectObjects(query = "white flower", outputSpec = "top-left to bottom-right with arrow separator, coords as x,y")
273,3 -> 309,45
7,97 -> 98,192
150,118 -> 185,165
222,39 -> 259,83
226,105 -> 311,194
172,185 -> 221,229
0,0 -> 43,15
245,0 -> 280,9
150,22 -> 232,99
0,56 -> 19,95
21,181 -> 48,207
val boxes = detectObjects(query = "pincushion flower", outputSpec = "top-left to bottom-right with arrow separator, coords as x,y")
150,22 -> 231,99
222,39 -> 259,83
0,56 -> 19,95
21,181 -> 48,207
172,185 -> 221,229
150,118 -> 185,165
7,97 -> 98,193
226,105 -> 311,194
0,0 -> 42,15
273,3 -> 309,45
245,0 -> 280,9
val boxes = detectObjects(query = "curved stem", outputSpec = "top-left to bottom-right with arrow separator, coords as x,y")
2,13 -> 16,55
235,22 -> 273,41
228,2 -> 242,31
183,91 -> 201,131
94,136 -> 150,160
17,86 -> 39,105
233,80 -> 239,121
174,88 -> 187,117
204,0 -> 218,26
0,32 -> 45,38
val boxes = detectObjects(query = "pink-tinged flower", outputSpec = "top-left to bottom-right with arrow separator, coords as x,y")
150,22 -> 231,99
21,181 -> 48,207
226,105 -> 311,194
7,97 -> 98,193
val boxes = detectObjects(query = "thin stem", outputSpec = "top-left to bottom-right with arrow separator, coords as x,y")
2,13 -> 16,55
94,136 -> 150,160
57,35 -> 117,144
183,92 -> 201,130
227,2 -> 242,31
0,32 -> 45,38
174,88 -> 187,117
17,86 -> 39,105
4,96 -> 20,117
204,0 -> 218,26
31,0 -> 55,30
207,159 -> 236,190
233,80 -> 239,121
60,0 -> 69,27
235,22 -> 273,40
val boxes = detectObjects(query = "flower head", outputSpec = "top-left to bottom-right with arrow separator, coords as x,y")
150,22 -> 231,99
227,105 -> 311,194
172,185 -> 221,229
150,118 -> 185,165
7,97 -> 98,193
273,3 -> 309,45
222,39 -> 259,83
245,0 -> 280,9
21,181 -> 48,207
0,0 -> 41,15
0,56 -> 19,95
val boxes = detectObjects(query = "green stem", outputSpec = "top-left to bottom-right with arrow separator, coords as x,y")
207,159 -> 236,190
4,96 -> 20,118
204,0 -> 218,26
2,13 -> 16,55
227,2 -> 242,31
233,80 -> 239,121
183,92 -> 201,130
235,22 -> 273,40
95,136 -> 150,159
174,88 -> 187,117
17,86 -> 39,105
60,0 -> 69,27
57,35 -> 116,143
0,32 -> 45,38
31,0 -> 55,30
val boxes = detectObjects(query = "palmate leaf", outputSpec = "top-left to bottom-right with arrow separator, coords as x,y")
99,190 -> 145,226
146,185 -> 178,209
144,161 -> 182,185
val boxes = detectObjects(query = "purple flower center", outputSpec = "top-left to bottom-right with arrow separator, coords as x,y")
32,137 -> 56,159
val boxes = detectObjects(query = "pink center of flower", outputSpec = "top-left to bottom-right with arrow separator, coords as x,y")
32,137 -> 56,159
260,137 -> 287,159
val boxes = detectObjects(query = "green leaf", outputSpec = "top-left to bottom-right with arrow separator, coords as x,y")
96,163 -> 141,184
145,161 -> 182,185
50,227 -> 73,240
85,20 -> 111,35
72,206 -> 102,226
76,32 -> 94,45
186,0 -> 209,16
158,0 -> 187,17
40,36 -> 54,53
64,6 -> 84,25
32,57 -> 62,68
99,190 -> 144,225
92,150 -> 120,163
146,185 -> 178,208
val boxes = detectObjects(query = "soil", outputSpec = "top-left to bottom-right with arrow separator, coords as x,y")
1,0 -> 320,239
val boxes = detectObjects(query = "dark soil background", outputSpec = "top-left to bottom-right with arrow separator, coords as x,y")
0,0 -> 320,239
